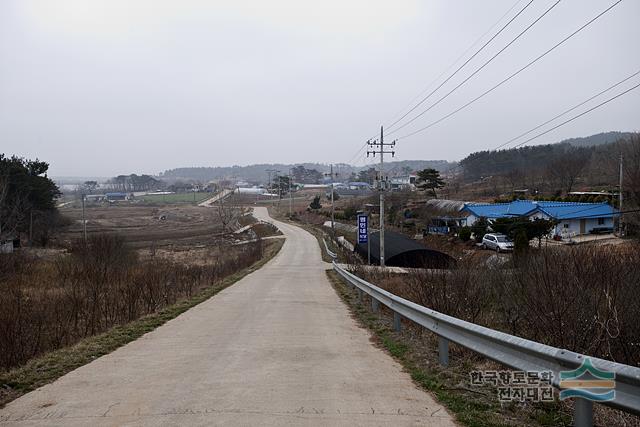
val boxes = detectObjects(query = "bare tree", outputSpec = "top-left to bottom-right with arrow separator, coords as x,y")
216,193 -> 240,233
502,169 -> 524,194
546,151 -> 591,195
0,171 -> 8,238
622,134 -> 640,205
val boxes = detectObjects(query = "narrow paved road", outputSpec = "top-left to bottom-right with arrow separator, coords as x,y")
0,207 -> 454,426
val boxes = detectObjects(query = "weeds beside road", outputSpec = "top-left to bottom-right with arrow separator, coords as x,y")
350,244 -> 640,367
329,243 -> 640,426
326,270 -> 570,426
0,236 -> 284,408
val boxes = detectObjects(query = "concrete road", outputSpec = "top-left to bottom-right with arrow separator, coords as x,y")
0,207 -> 455,426
198,188 -> 234,207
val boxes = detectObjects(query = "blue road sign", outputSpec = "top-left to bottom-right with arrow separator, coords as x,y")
357,214 -> 368,244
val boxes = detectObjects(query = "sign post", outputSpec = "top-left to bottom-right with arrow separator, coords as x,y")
357,214 -> 369,265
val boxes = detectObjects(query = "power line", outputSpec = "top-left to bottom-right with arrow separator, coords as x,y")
398,0 -> 624,141
386,0 -> 534,130
574,207 -> 640,219
437,76 -> 639,178
388,0 -> 562,135
495,69 -> 640,150
344,142 -> 369,166
387,0 -> 526,125
510,81 -> 640,149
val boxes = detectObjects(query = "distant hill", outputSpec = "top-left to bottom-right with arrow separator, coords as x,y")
559,131 -> 634,148
160,160 -> 455,183
459,131 -> 636,182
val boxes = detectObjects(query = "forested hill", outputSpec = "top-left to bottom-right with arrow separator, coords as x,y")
459,132 -> 634,182
160,160 -> 455,183
559,131 -> 634,148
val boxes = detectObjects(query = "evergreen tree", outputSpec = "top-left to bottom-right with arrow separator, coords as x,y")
415,168 -> 445,198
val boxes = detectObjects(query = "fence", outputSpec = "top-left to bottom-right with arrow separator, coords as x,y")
322,238 -> 337,259
331,262 -> 640,427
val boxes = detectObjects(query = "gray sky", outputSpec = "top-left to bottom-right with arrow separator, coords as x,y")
1,0 -> 638,177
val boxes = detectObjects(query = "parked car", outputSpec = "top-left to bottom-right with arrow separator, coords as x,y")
481,233 -> 514,252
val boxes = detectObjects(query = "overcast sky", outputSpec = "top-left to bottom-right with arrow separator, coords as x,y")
1,0 -> 638,177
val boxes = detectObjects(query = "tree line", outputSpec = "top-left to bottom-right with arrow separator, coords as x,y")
0,155 -> 61,245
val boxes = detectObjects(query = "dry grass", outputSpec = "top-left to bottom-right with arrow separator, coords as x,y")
0,238 -> 284,408
0,234 -> 265,371
328,269 -> 640,426
352,244 -> 640,366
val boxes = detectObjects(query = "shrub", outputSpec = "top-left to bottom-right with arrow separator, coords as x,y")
470,217 -> 489,243
357,245 -> 640,366
514,230 -> 529,254
458,226 -> 471,242
0,235 -> 264,370
309,195 -> 321,210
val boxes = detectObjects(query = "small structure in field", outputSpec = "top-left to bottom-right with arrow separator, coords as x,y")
105,192 -> 129,202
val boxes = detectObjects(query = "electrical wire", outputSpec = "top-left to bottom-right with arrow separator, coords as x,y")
387,0 -> 527,126
388,0 -> 562,135
432,76 -> 639,178
510,81 -> 640,149
386,0 -> 534,130
495,69 -> 640,150
397,0 -> 624,141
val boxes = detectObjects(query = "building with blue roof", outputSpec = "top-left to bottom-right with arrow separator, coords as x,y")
461,200 -> 617,237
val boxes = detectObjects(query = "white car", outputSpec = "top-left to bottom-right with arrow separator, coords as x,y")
482,233 -> 514,252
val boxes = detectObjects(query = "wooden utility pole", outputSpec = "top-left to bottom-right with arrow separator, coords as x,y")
289,168 -> 293,217
367,126 -> 396,267
619,154 -> 624,236
81,195 -> 87,245
324,165 -> 338,236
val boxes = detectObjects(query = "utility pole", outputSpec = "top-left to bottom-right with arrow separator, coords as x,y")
619,154 -> 624,236
288,168 -> 293,217
81,194 -> 87,245
266,168 -> 280,205
367,211 -> 371,265
367,126 -> 396,267
324,165 -> 338,236
29,210 -> 33,246
266,169 -> 277,192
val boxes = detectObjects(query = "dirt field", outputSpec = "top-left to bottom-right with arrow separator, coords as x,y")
59,204 -> 235,249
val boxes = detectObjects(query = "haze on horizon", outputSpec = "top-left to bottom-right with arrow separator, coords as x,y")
1,0 -> 638,178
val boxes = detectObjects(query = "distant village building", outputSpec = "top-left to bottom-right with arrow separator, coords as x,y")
460,200 -> 617,236
330,182 -> 373,197
389,174 -> 417,191
85,194 -> 106,203
104,192 -> 129,201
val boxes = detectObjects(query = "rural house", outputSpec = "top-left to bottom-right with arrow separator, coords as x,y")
460,200 -> 617,236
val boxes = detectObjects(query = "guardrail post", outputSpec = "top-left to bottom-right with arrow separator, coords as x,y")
371,298 -> 379,312
357,289 -> 363,303
393,312 -> 401,332
438,337 -> 449,367
573,398 -> 593,427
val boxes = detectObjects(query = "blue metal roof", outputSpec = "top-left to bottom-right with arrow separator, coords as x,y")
461,200 -> 617,220
461,200 -> 538,218
536,202 -> 616,219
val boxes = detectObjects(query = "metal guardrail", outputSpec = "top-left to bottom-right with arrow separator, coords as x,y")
323,238 -> 337,259
332,262 -> 640,426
